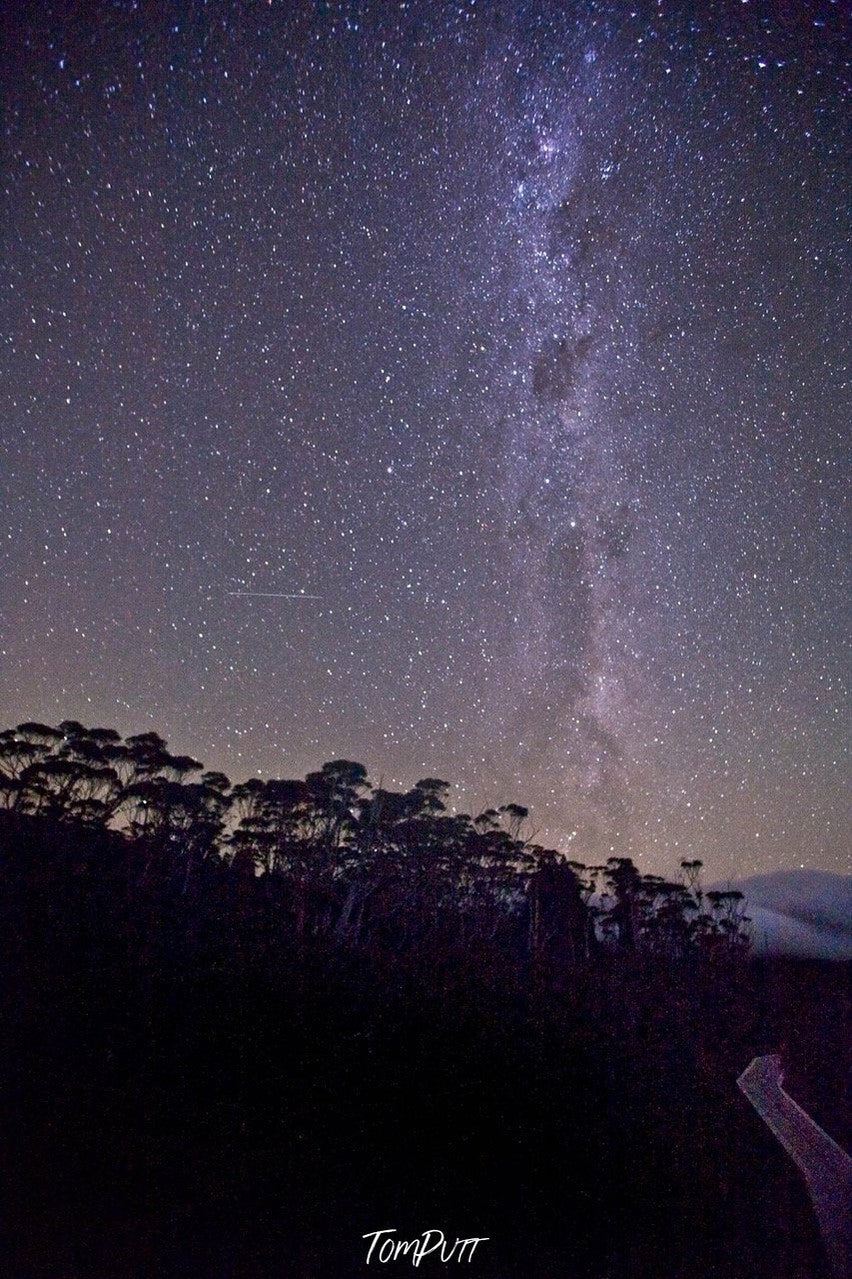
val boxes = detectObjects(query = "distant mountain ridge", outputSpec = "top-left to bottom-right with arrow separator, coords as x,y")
710,870 -> 852,960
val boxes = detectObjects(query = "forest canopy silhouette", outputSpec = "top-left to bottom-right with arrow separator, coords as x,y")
0,718 -> 847,1278
0,718 -> 750,955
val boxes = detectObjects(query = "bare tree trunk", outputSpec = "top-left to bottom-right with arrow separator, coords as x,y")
334,884 -> 359,941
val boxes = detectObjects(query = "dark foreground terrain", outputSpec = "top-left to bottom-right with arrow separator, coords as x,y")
0,808 -> 847,1278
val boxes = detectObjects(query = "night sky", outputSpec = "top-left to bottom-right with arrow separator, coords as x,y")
2,1 -> 848,879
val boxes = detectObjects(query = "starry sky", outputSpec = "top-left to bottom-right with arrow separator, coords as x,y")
1,0 -> 848,879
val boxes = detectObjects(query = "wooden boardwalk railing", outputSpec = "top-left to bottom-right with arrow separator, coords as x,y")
737,1055 -> 851,1279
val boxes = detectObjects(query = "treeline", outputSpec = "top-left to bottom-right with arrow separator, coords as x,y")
0,718 -> 750,963
2,718 -> 842,1278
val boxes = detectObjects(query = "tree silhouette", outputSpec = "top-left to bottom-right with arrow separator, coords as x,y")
0,719 -> 753,960
0,717 -> 823,1279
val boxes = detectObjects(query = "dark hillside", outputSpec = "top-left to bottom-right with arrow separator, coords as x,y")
0,722 -> 846,1276
0,809 -> 844,1278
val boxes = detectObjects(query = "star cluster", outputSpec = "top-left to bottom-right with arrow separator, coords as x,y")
1,0 -> 848,877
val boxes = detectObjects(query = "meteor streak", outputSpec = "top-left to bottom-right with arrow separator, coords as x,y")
226,591 -> 322,599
